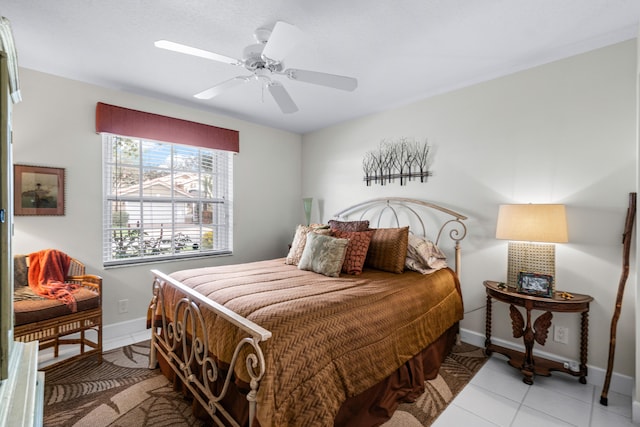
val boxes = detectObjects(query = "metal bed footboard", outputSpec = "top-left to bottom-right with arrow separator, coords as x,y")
148,269 -> 272,427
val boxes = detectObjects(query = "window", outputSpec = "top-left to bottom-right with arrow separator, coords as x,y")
102,134 -> 233,266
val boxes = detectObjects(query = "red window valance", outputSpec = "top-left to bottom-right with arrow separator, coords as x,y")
95,102 -> 239,153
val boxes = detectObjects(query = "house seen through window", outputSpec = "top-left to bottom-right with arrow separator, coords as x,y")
102,134 -> 233,266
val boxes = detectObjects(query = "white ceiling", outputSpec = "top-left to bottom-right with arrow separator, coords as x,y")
2,0 -> 640,134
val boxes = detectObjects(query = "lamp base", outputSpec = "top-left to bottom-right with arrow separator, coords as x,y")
507,242 -> 556,289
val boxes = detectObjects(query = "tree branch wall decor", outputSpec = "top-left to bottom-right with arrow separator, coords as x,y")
362,137 -> 433,186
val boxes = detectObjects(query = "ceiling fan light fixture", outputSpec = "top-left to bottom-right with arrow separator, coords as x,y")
242,43 -> 266,70
254,68 -> 270,78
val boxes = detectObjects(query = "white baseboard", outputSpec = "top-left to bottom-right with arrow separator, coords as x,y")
103,316 -> 149,342
460,327 -> 634,398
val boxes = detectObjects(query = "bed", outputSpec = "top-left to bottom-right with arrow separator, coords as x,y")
148,197 -> 468,427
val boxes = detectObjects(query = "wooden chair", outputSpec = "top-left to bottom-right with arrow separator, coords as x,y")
13,254 -> 102,371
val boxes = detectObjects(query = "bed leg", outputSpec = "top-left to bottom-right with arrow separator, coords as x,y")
149,279 -> 160,369
249,401 -> 256,426
149,330 -> 158,369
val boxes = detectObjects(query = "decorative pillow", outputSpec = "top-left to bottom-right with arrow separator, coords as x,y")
285,224 -> 331,266
328,219 -> 370,232
405,234 -> 448,274
298,233 -> 349,277
333,229 -> 374,275
365,226 -> 409,274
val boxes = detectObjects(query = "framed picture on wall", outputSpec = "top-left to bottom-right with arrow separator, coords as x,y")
14,164 -> 65,216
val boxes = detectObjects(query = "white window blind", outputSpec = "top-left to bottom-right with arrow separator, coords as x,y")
102,134 -> 233,266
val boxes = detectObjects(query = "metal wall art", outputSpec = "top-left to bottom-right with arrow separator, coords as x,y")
362,137 -> 432,186
362,138 -> 433,186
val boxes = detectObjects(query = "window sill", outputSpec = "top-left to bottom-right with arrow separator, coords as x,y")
103,251 -> 232,269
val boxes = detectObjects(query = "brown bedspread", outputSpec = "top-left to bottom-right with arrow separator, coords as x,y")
164,258 -> 463,427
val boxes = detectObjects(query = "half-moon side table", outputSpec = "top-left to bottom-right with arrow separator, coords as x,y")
484,280 -> 593,385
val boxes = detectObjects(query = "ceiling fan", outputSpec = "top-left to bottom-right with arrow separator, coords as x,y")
155,21 -> 358,114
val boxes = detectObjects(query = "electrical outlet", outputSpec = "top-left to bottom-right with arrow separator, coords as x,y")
554,325 -> 569,344
118,299 -> 129,314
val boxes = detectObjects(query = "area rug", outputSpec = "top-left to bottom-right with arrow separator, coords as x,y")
43,341 -> 487,427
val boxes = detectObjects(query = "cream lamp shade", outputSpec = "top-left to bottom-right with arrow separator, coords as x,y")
496,204 -> 568,243
496,204 -> 568,289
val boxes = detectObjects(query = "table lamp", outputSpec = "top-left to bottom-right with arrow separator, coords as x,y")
495,204 -> 568,289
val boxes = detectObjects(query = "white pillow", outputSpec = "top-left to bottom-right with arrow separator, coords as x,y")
405,234 -> 448,274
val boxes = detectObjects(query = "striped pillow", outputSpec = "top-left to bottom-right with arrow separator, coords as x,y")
365,227 -> 409,274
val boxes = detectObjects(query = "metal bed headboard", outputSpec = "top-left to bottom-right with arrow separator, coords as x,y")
332,197 -> 468,275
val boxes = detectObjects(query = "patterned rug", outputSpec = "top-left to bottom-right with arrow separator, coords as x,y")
43,341 -> 487,427
381,341 -> 487,427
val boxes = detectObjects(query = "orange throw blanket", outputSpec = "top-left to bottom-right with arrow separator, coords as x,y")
28,249 -> 78,312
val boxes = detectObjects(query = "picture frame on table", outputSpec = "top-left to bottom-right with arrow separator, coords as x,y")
14,164 -> 65,216
517,272 -> 553,298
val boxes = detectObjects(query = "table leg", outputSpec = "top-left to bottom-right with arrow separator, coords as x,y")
579,310 -> 589,384
485,295 -> 492,355
521,302 -> 535,385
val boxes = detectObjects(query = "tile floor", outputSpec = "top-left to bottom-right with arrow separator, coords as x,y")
433,353 -> 637,427
42,332 -> 636,427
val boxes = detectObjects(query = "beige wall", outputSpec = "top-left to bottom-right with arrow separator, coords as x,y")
302,41 -> 637,377
11,68 -> 303,326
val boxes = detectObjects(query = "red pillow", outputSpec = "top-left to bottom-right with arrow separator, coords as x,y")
333,230 -> 374,275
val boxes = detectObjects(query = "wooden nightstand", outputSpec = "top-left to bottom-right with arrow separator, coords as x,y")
484,280 -> 593,385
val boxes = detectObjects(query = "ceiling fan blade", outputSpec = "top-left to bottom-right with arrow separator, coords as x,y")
155,40 -> 241,66
194,76 -> 251,99
261,21 -> 303,62
268,82 -> 298,114
284,68 -> 358,91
